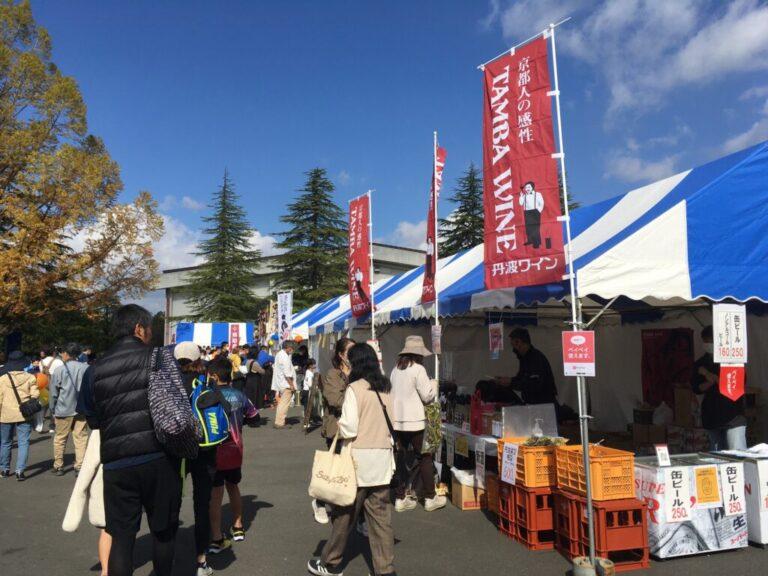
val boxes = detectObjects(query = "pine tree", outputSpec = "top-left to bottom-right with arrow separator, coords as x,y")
274,168 -> 347,309
439,162 -> 484,257
186,171 -> 263,321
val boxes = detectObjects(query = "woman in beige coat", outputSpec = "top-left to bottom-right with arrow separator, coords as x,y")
63,430 -> 111,576
389,335 -> 445,513
0,352 -> 40,480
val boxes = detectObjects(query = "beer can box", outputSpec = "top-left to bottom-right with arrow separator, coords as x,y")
635,454 -> 748,559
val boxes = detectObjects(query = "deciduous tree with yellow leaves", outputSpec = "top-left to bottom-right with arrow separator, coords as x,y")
0,1 -> 163,338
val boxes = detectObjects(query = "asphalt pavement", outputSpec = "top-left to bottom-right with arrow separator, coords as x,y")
1,407 -> 765,575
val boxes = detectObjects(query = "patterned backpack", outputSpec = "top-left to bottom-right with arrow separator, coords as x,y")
148,347 -> 200,459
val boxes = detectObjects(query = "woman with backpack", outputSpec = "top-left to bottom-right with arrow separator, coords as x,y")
0,351 -> 40,481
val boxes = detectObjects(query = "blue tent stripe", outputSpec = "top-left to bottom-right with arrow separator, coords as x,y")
175,322 -> 194,342
211,323 -> 229,347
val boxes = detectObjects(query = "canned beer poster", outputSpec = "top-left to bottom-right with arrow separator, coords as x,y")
482,36 -> 565,289
348,194 -> 372,317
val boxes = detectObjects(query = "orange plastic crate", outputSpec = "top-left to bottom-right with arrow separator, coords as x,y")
497,437 -> 561,488
499,482 -> 515,520
555,444 -> 635,501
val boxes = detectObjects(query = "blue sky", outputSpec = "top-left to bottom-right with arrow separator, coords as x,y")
33,0 -> 768,286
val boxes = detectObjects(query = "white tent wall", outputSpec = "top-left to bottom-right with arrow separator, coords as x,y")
331,310 -> 768,436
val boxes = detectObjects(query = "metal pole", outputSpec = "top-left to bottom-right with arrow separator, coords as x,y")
549,21 -> 595,566
367,190 -> 376,343
477,16 -> 571,69
433,131 -> 441,380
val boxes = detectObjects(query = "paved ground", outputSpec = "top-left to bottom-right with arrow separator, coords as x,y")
1,407 -> 765,575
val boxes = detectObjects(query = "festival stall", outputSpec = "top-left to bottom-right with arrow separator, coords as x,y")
174,321 -> 256,348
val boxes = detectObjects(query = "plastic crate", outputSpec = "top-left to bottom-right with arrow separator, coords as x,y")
514,485 -> 554,532
553,489 -> 581,541
578,497 -> 647,552
555,444 -> 635,501
499,482 -> 515,520
516,525 -> 555,550
555,533 -> 584,562
498,514 -> 516,539
595,547 -> 650,573
497,437 -> 561,488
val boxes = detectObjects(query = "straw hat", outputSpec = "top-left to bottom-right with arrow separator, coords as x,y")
399,335 -> 432,357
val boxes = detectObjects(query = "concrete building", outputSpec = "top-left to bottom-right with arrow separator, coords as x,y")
156,243 -> 425,342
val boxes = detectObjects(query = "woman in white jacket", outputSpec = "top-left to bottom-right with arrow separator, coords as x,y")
62,430 -> 111,576
389,335 -> 445,513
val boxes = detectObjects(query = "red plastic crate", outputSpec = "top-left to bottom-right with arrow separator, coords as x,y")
553,489 -> 581,541
555,533 -> 584,562
514,485 -> 554,532
595,547 -> 650,573
577,497 -> 648,552
516,525 -> 555,550
498,514 -> 516,539
499,482 -> 515,520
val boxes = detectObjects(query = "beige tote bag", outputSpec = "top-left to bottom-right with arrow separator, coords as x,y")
308,433 -> 357,506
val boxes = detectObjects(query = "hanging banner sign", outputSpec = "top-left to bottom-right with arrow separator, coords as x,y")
348,194 -> 372,318
431,324 -> 442,355
276,291 -> 293,343
713,304 -> 747,364
475,439 -> 487,489
720,463 -> 745,517
720,364 -> 746,401
446,429 -> 455,467
663,466 -> 692,523
482,36 -> 565,290
562,330 -> 596,377
229,323 -> 241,352
489,322 -> 504,360
422,146 -> 447,304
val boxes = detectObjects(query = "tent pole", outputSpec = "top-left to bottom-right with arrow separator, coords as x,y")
368,190 -> 376,343
549,21 -> 596,566
433,130 -> 441,380
584,296 -> 619,329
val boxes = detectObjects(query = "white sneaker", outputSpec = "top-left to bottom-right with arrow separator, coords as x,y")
196,562 -> 213,576
424,494 -> 447,512
312,499 -> 329,524
395,496 -> 417,512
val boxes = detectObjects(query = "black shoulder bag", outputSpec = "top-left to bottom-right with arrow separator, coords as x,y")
372,387 -> 399,456
8,373 -> 42,419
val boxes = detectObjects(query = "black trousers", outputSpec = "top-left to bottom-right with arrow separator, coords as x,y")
394,430 -> 436,500
524,209 -> 542,248
188,448 -> 217,556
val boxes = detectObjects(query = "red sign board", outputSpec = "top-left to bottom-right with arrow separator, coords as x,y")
719,364 -> 745,401
562,331 -> 595,377
348,194 -> 372,318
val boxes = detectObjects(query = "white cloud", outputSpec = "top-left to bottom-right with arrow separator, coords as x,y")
248,230 -> 282,257
604,153 -> 679,183
379,220 -> 427,250
722,98 -> 768,154
485,1 -> 768,120
740,85 -> 768,100
337,170 -> 351,186
181,195 -> 205,211
158,195 -> 176,211
154,214 -> 204,270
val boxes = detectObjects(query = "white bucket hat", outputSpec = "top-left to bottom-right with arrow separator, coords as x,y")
399,335 -> 432,357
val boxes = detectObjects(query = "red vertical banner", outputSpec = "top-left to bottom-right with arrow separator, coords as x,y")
348,194 -> 372,317
422,146 -> 447,304
482,36 -> 565,290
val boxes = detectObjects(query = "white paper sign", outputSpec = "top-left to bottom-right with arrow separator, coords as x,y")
492,420 -> 502,438
720,463 -> 746,517
431,324 -> 442,356
475,439 -> 486,489
446,430 -> 455,467
500,443 -> 519,485
655,444 -> 671,467
713,304 -> 748,364
758,461 -> 768,511
664,467 -> 692,523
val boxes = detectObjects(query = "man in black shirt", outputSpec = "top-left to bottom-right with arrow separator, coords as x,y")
691,325 -> 746,451
494,328 -> 558,406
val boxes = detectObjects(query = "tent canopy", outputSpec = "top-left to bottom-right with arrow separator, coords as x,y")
297,141 -> 768,334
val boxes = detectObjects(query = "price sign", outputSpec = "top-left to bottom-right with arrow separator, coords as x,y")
446,430 -> 455,467
500,442 -> 519,485
475,439 -> 486,489
694,466 -> 722,509
655,444 -> 671,467
713,304 -> 748,364
454,434 -> 469,458
720,463 -> 745,517
663,467 -> 692,522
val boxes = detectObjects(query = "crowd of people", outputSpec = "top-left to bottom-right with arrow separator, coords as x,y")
0,304 -> 451,576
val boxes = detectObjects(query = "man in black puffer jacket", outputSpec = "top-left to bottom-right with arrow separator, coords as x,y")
78,304 -> 182,576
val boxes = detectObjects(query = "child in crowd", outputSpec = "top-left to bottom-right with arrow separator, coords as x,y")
207,356 -> 260,554
301,358 -> 317,409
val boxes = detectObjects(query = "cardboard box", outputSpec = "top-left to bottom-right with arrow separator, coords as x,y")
451,475 -> 486,511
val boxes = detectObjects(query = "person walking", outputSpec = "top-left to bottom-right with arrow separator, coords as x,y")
62,430 -> 112,576
271,340 -> 297,428
39,346 -> 63,433
313,337 -> 355,525
77,304 -> 183,576
308,343 -> 397,576
0,351 -> 39,481
390,335 -> 445,512
49,342 -> 90,475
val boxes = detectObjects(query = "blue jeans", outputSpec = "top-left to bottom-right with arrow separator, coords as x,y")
1,421 -> 33,473
707,425 -> 747,451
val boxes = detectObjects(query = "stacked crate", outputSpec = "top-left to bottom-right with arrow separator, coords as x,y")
553,444 -> 649,572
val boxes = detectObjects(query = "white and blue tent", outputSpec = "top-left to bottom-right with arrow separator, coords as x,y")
174,322 -> 256,348
296,142 -> 768,432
